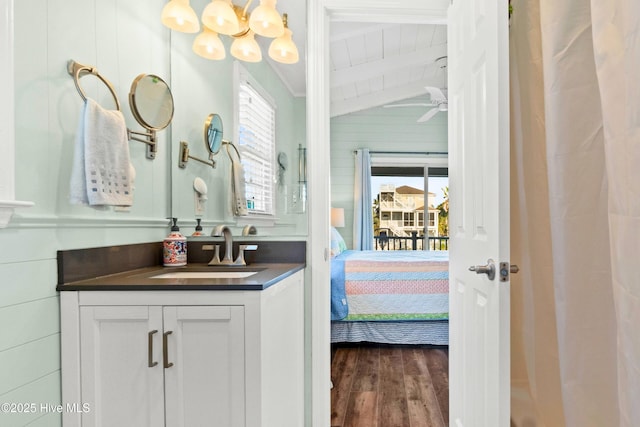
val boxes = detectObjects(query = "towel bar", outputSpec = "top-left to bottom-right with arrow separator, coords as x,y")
67,60 -> 121,111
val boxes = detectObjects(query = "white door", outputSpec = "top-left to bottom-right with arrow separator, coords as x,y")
163,305 -> 245,427
447,0 -> 510,425
79,306 -> 165,427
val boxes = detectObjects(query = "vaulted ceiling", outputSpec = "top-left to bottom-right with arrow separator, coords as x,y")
329,22 -> 447,117
264,2 -> 448,118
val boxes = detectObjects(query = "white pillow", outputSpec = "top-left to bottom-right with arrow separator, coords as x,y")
330,227 -> 347,257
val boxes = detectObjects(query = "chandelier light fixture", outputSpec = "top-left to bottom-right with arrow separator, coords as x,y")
161,0 -> 299,64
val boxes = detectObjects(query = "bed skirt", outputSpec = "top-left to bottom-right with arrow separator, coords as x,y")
331,320 -> 448,346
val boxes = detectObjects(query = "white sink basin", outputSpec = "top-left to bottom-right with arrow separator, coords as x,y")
151,271 -> 257,279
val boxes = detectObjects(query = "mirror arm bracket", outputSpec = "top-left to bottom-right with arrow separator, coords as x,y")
127,128 -> 158,160
179,141 -> 216,169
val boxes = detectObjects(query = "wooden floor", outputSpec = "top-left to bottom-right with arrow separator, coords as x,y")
331,343 -> 449,427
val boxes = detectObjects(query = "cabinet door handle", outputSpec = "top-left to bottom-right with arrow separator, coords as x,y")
163,331 -> 174,369
148,330 -> 158,367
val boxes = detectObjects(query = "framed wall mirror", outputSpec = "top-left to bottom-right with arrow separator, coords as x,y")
128,73 -> 174,159
204,113 -> 224,155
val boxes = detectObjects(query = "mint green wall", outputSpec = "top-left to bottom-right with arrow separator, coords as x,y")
0,1 -> 305,425
330,104 -> 448,248
2,1 -> 170,425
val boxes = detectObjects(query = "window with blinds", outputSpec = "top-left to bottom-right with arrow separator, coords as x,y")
236,78 -> 276,216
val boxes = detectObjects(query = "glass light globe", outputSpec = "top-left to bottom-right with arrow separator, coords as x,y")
161,0 -> 200,33
193,28 -> 226,60
230,31 -> 262,62
201,0 -> 240,35
268,28 -> 298,64
248,0 -> 284,38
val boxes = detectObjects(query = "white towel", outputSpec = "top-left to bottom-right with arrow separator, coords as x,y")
231,158 -> 248,216
70,98 -> 134,206
228,147 -> 248,216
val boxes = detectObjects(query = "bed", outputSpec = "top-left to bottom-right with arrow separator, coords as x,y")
331,249 -> 449,345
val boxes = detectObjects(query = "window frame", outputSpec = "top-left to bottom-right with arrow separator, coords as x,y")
233,62 -> 277,222
370,155 -> 449,249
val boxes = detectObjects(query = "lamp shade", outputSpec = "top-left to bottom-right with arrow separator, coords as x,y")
192,27 -> 226,60
268,27 -> 298,64
161,0 -> 200,33
201,0 -> 240,35
248,0 -> 284,38
331,208 -> 345,228
230,31 -> 262,62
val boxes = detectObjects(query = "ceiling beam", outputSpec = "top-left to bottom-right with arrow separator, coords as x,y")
330,79 -> 437,117
330,44 -> 447,87
330,23 -> 398,43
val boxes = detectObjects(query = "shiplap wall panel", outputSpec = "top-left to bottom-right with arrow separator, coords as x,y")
0,298 -> 59,353
0,334 -> 60,395
331,105 -> 447,248
0,372 -> 61,426
0,261 -> 57,308
1,2 -> 171,426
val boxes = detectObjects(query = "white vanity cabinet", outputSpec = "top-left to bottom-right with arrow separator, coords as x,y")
59,270 -> 304,427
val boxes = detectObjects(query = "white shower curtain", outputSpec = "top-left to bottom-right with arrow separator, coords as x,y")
510,0 -> 640,426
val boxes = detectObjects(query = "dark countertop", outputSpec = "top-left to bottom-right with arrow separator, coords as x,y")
56,262 -> 305,291
56,240 -> 306,292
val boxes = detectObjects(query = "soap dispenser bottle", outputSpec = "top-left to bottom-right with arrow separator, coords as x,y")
163,218 -> 187,267
192,218 -> 205,236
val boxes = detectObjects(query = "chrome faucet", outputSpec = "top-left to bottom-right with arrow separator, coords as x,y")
242,224 -> 257,236
211,225 -> 234,265
235,244 -> 258,266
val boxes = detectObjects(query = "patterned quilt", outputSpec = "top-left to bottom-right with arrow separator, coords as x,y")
331,250 -> 449,321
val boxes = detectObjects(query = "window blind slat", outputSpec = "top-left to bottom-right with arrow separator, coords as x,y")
238,80 -> 275,216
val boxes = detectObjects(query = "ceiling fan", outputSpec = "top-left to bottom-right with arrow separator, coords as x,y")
384,56 -> 448,123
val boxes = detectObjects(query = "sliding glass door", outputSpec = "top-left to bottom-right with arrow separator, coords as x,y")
370,158 -> 448,251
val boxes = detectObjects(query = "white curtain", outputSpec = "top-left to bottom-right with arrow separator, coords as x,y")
510,0 -> 640,426
353,149 -> 373,250
590,2 -> 640,423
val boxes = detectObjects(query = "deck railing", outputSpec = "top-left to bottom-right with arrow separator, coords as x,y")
373,231 -> 449,251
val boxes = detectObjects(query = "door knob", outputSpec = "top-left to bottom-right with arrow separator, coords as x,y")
469,259 -> 496,280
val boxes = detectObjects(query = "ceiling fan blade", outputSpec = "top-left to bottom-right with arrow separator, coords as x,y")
384,103 -> 435,108
417,107 -> 440,123
424,86 -> 447,103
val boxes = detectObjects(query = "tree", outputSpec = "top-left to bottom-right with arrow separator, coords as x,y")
437,186 -> 449,236
372,194 -> 380,233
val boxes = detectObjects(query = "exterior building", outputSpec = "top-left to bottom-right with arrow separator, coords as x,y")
377,184 -> 439,238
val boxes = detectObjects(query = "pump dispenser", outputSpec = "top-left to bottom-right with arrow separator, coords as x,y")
163,218 -> 187,266
192,218 -> 205,236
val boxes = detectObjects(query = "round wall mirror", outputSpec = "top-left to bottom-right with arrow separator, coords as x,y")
129,74 -> 174,130
204,113 -> 224,155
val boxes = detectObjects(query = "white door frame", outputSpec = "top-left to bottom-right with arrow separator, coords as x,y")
306,1 -> 449,425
